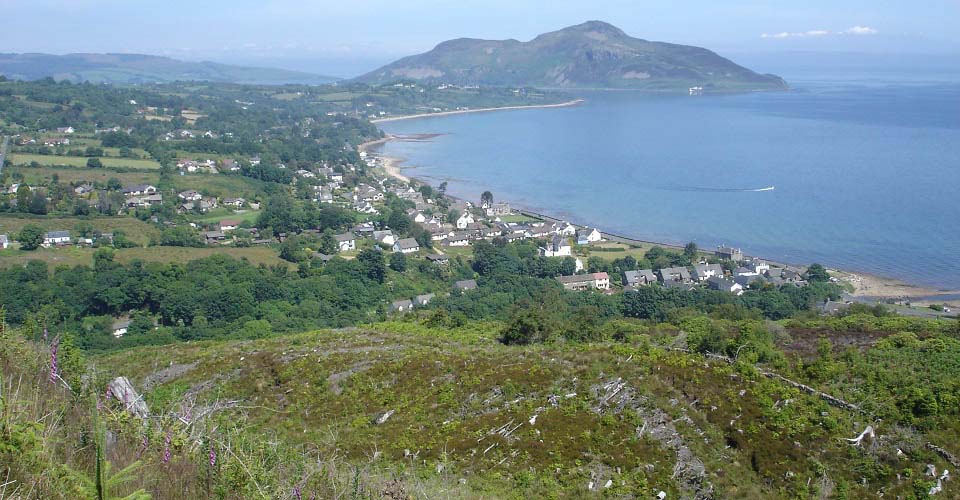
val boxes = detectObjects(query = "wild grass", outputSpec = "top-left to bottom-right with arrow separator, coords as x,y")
9,153 -> 160,170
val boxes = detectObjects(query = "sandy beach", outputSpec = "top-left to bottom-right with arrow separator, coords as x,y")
371,99 -> 585,123
831,269 -> 960,305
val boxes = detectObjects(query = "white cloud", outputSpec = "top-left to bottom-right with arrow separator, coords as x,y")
761,26 -> 878,39
844,26 -> 879,35
761,29 -> 830,39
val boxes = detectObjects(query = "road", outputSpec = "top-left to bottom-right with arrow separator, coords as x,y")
0,135 -> 8,178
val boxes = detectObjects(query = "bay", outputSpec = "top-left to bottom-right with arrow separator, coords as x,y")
379,68 -> 960,289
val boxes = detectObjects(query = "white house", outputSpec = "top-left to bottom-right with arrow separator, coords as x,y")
539,235 -> 572,257
334,233 -> 356,252
576,228 -> 602,245
373,230 -> 396,246
692,263 -> 724,282
393,238 -> 420,254
218,220 -> 241,232
707,276 -> 744,296
43,231 -> 71,247
121,184 -> 157,196
406,210 -> 427,223
0,234 -> 9,249
445,231 -> 472,247
112,318 -> 131,338
178,190 -> 202,201
556,272 -> 610,291
456,213 -> 475,229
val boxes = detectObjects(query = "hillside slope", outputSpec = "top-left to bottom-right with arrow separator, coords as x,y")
0,53 -> 339,85
82,321 -> 957,498
356,21 -> 787,91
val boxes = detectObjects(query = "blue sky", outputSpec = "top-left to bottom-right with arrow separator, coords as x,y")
3,0 -> 958,76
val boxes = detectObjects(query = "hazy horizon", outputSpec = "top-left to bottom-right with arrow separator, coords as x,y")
3,1 -> 959,78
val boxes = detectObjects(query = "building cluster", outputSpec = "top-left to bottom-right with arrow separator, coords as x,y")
620,247 -> 809,296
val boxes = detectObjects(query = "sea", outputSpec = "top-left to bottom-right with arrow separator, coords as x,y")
378,56 -> 960,290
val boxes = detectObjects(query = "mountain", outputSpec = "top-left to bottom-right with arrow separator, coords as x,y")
0,53 -> 339,85
356,21 -> 787,91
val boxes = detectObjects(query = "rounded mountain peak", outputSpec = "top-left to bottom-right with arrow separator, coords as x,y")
563,21 -> 628,37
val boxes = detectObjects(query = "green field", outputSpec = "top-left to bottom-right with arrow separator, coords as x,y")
0,245 -> 286,269
8,165 -> 158,186
170,174 -> 267,198
499,213 -> 541,223
192,208 -> 260,224
9,153 -> 161,169
0,216 -> 160,245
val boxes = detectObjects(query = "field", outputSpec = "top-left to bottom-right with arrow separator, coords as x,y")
9,153 -> 161,170
192,208 -> 260,224
0,215 -> 159,245
170,174 -> 267,198
7,165 -> 158,185
0,245 -> 286,269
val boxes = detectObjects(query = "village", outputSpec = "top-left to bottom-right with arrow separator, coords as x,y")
1,122 -> 825,322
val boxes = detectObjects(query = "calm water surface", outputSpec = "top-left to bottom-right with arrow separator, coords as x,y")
380,70 -> 960,289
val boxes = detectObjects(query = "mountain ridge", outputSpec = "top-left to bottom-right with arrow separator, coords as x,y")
0,52 -> 339,85
356,21 -> 787,91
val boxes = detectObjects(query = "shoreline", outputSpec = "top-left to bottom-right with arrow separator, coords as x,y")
361,123 -> 960,307
370,99 -> 585,123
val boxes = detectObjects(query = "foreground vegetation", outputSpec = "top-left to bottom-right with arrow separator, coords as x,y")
3,310 -> 958,498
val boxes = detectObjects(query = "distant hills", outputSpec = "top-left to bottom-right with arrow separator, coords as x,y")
356,21 -> 787,92
0,53 -> 339,85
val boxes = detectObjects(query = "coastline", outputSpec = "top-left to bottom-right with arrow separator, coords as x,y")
361,121 -> 960,307
370,99 -> 585,123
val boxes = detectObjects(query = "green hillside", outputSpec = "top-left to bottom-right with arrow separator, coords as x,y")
0,53 -> 339,85
4,314 -> 958,498
356,21 -> 788,92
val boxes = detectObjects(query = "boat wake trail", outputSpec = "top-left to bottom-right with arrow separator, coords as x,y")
656,185 -> 776,193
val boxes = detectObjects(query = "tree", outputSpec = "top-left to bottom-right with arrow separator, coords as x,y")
279,235 -> 306,263
481,191 -> 494,207
106,177 -> 122,191
318,232 -> 337,255
389,251 -> 407,272
683,242 -> 698,261
806,263 -> 830,283
86,157 -> 103,168
76,221 -> 95,238
28,191 -> 48,215
357,248 -> 387,283
16,185 -> 31,212
16,224 -> 45,250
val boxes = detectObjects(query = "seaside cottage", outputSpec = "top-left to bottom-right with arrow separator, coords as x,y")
693,263 -> 724,282
659,267 -> 692,284
539,235 -> 572,257
707,276 -> 744,295
576,228 -> 602,245
715,246 -> 744,262
623,269 -> 658,288
556,272 -> 610,291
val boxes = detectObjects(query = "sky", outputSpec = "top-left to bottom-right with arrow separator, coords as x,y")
2,0 -> 959,77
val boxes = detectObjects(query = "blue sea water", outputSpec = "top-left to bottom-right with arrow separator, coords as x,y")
379,66 -> 960,289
